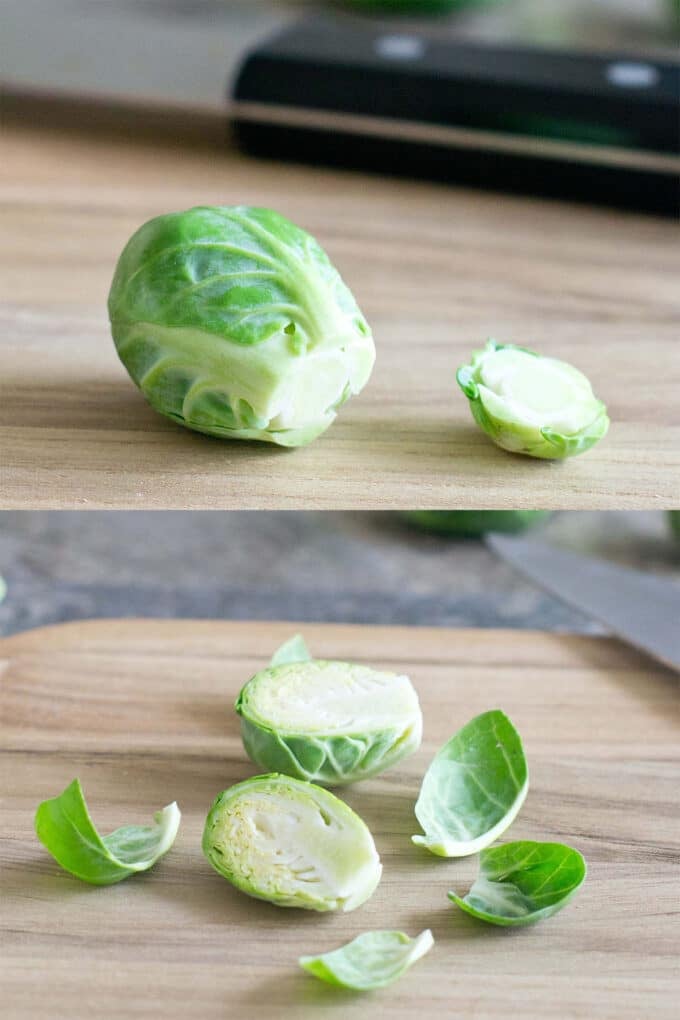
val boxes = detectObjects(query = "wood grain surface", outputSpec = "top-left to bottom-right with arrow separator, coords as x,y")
1,103 -> 679,509
2,618 -> 678,1019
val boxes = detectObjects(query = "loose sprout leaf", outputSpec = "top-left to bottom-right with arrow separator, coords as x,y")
235,659 -> 422,785
34,778 -> 180,885
299,929 -> 434,991
202,773 -> 381,912
412,709 -> 528,857
108,205 -> 375,447
269,634 -> 312,668
456,339 -> 609,460
448,840 -> 586,926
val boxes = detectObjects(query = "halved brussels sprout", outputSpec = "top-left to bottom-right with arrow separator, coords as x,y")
457,340 -> 609,459
108,206 -> 375,447
236,658 -> 422,785
202,773 -> 382,911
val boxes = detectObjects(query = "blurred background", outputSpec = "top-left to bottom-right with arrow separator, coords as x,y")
0,511 -> 678,637
2,1 -> 678,211
4,1 -> 676,110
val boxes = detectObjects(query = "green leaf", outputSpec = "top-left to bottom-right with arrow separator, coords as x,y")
35,778 -> 180,885
456,339 -> 609,460
300,929 -> 434,991
448,840 -> 586,926
235,659 -> 422,786
202,773 -> 381,912
269,634 -> 311,668
412,709 -> 528,857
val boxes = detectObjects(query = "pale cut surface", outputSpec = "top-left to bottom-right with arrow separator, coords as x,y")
478,349 -> 601,433
2,619 -> 679,1019
245,661 -> 418,733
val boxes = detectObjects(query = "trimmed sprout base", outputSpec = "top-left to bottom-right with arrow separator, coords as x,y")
108,206 -> 375,447
236,658 -> 422,786
202,774 -> 382,912
457,340 -> 609,459
300,929 -> 434,990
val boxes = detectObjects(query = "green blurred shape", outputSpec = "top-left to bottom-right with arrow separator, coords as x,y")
669,511 -> 680,540
401,510 -> 551,536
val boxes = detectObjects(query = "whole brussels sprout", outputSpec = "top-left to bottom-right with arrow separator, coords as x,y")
457,340 -> 609,459
202,773 -> 382,912
108,206 -> 375,447
236,658 -> 422,785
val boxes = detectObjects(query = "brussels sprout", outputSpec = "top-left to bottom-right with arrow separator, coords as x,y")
300,929 -> 434,990
457,340 -> 609,459
448,840 -> 586,926
412,709 -> 528,857
108,206 -> 375,447
401,510 -> 551,536
236,654 -> 422,786
202,773 -> 382,911
35,778 -> 180,885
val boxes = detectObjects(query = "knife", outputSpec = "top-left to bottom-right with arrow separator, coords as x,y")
486,534 -> 680,673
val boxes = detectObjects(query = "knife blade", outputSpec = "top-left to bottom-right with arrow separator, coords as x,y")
486,534 -> 680,673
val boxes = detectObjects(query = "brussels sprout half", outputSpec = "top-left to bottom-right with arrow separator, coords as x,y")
202,774 -> 382,912
236,659 -> 422,786
108,206 -> 375,447
457,340 -> 609,460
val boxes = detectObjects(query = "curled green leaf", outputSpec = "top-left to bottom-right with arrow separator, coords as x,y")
34,778 -> 180,885
236,656 -> 422,786
202,773 -> 381,912
412,709 -> 528,857
108,205 -> 375,447
457,339 -> 609,460
300,929 -> 434,990
449,840 -> 586,926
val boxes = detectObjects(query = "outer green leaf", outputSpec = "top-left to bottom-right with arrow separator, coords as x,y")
108,205 -> 375,447
236,659 -> 422,786
448,840 -> 586,926
202,773 -> 381,912
34,778 -> 180,885
401,510 -> 551,537
669,511 -> 680,540
457,339 -> 609,460
269,634 -> 311,668
299,929 -> 434,990
412,709 -> 528,857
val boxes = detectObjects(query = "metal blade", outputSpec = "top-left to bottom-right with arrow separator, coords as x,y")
487,534 -> 680,673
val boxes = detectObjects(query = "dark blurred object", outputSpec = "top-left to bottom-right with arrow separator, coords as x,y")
401,511 -> 551,536
669,511 -> 680,540
343,0 -> 463,11
233,12 -> 679,215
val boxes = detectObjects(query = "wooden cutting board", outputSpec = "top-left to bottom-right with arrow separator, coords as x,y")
2,104 -> 679,510
2,619 -> 678,1019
